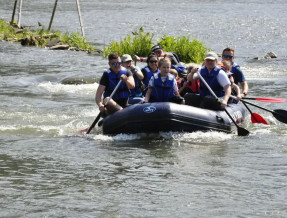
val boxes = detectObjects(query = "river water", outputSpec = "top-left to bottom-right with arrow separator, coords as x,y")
1,0 -> 287,217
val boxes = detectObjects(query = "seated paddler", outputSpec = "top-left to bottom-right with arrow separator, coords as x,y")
143,56 -> 184,104
184,51 -> 231,110
95,53 -> 135,115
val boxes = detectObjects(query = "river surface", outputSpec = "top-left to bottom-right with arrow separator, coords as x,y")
1,0 -> 287,217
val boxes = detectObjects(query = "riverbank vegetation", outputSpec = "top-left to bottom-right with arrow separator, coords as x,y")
0,19 -> 95,52
103,27 -> 209,63
1,20 -> 209,63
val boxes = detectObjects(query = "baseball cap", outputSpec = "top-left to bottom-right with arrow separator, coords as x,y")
151,45 -> 163,52
121,54 -> 132,63
204,51 -> 218,60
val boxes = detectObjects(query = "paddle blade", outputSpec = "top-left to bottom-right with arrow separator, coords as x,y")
251,113 -> 269,125
237,127 -> 250,136
273,109 -> 287,124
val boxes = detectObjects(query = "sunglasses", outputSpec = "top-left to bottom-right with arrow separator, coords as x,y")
223,55 -> 233,59
149,60 -> 158,63
111,62 -> 121,67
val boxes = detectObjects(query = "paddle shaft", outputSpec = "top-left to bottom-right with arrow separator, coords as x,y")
243,97 -> 285,103
241,99 -> 274,113
197,72 -> 249,136
86,80 -> 122,134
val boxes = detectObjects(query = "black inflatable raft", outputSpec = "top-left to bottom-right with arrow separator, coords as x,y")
102,102 -> 247,135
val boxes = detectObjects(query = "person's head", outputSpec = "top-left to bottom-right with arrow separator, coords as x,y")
147,53 -> 158,72
222,60 -> 232,72
121,54 -> 133,69
158,56 -> 171,75
108,53 -> 121,73
222,47 -> 235,62
151,45 -> 164,58
204,51 -> 218,70
169,69 -> 178,78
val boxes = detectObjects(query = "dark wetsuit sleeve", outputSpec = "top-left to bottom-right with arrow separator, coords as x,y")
233,67 -> 246,84
99,72 -> 109,87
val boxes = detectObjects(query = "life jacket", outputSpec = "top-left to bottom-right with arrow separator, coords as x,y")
142,66 -> 160,95
130,67 -> 143,97
103,67 -> 130,100
151,73 -> 176,102
185,79 -> 200,93
199,66 -> 225,97
231,62 -> 240,74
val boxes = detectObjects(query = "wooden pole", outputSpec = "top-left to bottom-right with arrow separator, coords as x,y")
11,0 -> 18,24
76,0 -> 85,37
48,0 -> 58,31
17,0 -> 23,28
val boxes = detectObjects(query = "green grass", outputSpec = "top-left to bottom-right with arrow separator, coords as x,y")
103,27 -> 154,58
158,35 -> 209,63
1,19 -> 209,62
0,19 -> 95,51
103,27 -> 209,63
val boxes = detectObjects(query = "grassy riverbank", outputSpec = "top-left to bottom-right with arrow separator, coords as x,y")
1,20 -> 209,63
0,19 -> 95,52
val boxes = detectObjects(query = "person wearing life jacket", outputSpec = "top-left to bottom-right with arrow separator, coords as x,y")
218,47 -> 248,98
144,57 -> 184,104
141,53 -> 160,96
134,45 -> 187,78
178,64 -> 200,96
184,51 -> 231,110
120,54 -> 145,104
221,60 -> 241,103
95,53 -> 135,115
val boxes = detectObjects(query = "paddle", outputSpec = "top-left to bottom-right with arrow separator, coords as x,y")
241,99 -> 287,124
241,100 -> 268,125
230,96 -> 269,125
86,80 -> 122,134
243,97 -> 285,103
197,73 -> 249,136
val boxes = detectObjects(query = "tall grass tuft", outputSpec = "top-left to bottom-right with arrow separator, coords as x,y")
159,35 -> 209,63
103,27 -> 154,58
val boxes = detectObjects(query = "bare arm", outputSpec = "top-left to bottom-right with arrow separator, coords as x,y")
240,81 -> 248,97
95,84 -> 106,112
232,83 -> 241,100
145,88 -> 152,102
222,84 -> 231,108
131,66 -> 144,80
120,74 -> 135,89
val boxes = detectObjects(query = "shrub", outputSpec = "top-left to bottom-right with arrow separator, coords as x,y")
102,27 -> 154,57
158,35 -> 209,63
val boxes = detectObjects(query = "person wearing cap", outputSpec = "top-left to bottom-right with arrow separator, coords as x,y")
95,53 -> 135,115
218,47 -> 248,98
134,45 -> 187,78
121,54 -> 145,104
184,51 -> 231,110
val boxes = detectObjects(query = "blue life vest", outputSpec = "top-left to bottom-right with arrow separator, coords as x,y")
130,67 -> 143,97
199,66 -> 225,97
151,73 -> 176,102
103,67 -> 130,100
142,66 -> 160,95
142,66 -> 159,87
231,62 -> 240,74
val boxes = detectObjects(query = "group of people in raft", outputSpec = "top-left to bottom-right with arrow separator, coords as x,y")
95,45 -> 249,119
